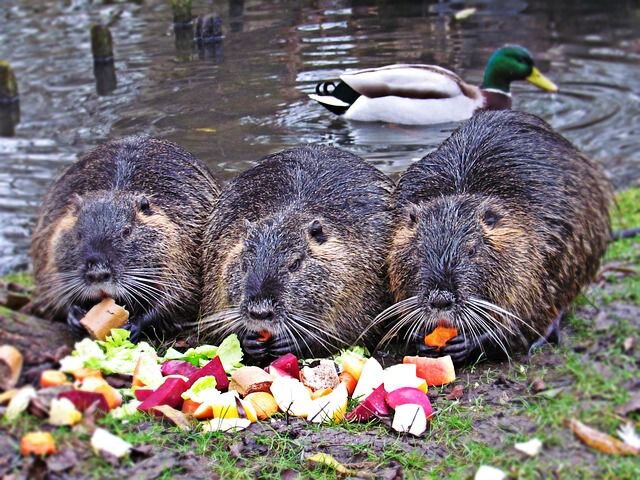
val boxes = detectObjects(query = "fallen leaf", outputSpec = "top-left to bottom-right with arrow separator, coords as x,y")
307,453 -> 374,477
445,384 -> 464,400
535,387 -> 564,399
474,465 -> 506,480
195,127 -> 216,133
566,418 -> 639,455
453,7 -> 477,20
514,438 -> 542,457
529,377 -> 546,393
618,392 -> 640,417
617,423 -> 640,449
151,405 -> 192,431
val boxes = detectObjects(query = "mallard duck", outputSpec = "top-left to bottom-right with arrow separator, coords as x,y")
309,45 -> 558,125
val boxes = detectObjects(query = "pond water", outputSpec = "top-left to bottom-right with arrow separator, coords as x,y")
1,0 -> 639,274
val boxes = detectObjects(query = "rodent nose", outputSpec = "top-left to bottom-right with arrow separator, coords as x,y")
247,305 -> 274,321
85,269 -> 112,284
429,291 -> 455,310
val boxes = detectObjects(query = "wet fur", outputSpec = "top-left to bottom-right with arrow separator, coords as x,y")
381,110 -> 612,362
200,145 -> 394,359
31,136 -> 220,341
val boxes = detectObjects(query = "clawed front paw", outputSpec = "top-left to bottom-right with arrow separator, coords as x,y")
123,319 -> 142,343
414,332 -> 478,366
242,331 -> 295,365
66,305 -> 88,337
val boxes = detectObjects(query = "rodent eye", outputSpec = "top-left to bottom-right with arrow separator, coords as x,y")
483,209 -> 500,228
139,197 -> 151,215
121,226 -> 132,239
289,258 -> 302,273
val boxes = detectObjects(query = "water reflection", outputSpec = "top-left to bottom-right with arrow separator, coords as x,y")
0,0 -> 639,273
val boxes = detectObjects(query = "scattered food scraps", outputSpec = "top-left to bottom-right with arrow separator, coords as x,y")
514,437 -> 543,457
566,418 -> 640,456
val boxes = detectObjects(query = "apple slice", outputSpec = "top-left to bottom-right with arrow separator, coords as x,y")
90,428 -> 132,459
340,351 -> 367,381
382,364 -> 427,393
137,377 -> 189,413
269,353 -> 300,379
160,360 -> 199,378
79,377 -> 122,409
80,298 -> 129,340
48,398 -> 82,426
403,355 -> 456,386
59,390 -> 109,412
188,356 -> 229,391
244,392 -> 278,420
351,357 -> 383,401
210,391 -> 240,419
270,376 -> 312,417
385,387 -> 433,418
307,382 -> 348,424
391,403 -> 427,436
201,417 -> 251,432
132,351 -> 163,389
40,370 -> 70,388
345,384 -> 390,422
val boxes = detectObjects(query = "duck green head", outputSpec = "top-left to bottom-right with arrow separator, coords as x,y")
481,45 -> 558,93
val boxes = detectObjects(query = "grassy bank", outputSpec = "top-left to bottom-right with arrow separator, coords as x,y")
1,189 -> 639,479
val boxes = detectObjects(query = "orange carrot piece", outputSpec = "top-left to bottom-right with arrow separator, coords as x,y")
424,326 -> 458,348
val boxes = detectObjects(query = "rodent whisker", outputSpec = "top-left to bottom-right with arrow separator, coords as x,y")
375,306 -> 423,350
279,319 -> 307,357
468,297 -> 543,339
463,308 -> 512,362
360,296 -> 420,344
287,313 -> 340,356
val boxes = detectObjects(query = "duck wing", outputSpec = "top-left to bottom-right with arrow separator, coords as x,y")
340,64 -> 477,100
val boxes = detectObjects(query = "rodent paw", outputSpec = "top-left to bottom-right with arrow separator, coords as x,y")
415,342 -> 441,358
66,305 -> 88,337
123,321 -> 142,343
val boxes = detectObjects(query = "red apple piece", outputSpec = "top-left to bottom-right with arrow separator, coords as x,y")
385,387 -> 433,418
59,390 -> 109,412
269,353 -> 300,379
188,356 -> 229,391
138,377 -> 189,414
403,355 -> 456,386
345,384 -> 390,422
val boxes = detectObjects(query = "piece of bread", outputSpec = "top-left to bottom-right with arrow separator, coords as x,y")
0,345 -> 23,391
80,298 -> 129,340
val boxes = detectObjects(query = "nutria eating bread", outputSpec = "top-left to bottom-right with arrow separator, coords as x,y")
200,145 -> 394,362
375,110 -> 612,365
31,136 -> 221,341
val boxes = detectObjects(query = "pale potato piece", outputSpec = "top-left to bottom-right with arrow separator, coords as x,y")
0,345 -> 23,391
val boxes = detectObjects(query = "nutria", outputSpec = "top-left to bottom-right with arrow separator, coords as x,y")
199,145 -> 394,362
374,110 -> 612,365
31,136 -> 221,341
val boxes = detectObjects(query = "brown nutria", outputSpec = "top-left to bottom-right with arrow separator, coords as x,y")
199,145 -> 394,362
374,110 -> 613,365
31,136 -> 221,342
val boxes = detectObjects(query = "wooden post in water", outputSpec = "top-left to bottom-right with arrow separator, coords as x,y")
91,25 -> 114,63
90,25 -> 117,95
171,0 -> 192,26
0,61 -> 20,137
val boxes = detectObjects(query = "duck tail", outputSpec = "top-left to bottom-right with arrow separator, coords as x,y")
309,80 -> 360,115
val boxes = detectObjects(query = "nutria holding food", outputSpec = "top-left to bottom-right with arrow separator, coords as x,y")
200,145 -> 394,362
376,110 -> 612,365
31,136 -> 221,341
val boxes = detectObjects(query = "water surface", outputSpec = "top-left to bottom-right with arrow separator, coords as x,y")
1,0 -> 639,273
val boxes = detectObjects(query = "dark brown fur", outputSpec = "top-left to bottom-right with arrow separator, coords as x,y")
377,110 -> 613,364
199,145 -> 394,362
31,136 -> 220,341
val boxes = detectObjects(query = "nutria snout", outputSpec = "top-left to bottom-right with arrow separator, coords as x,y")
200,145 -> 394,362
375,110 -> 613,365
31,136 -> 221,342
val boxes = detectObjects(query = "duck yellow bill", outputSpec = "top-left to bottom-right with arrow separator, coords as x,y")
526,67 -> 558,92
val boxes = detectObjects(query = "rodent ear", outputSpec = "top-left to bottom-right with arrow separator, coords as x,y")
137,196 -> 152,215
406,203 -> 419,227
308,219 -> 327,244
69,194 -> 84,212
